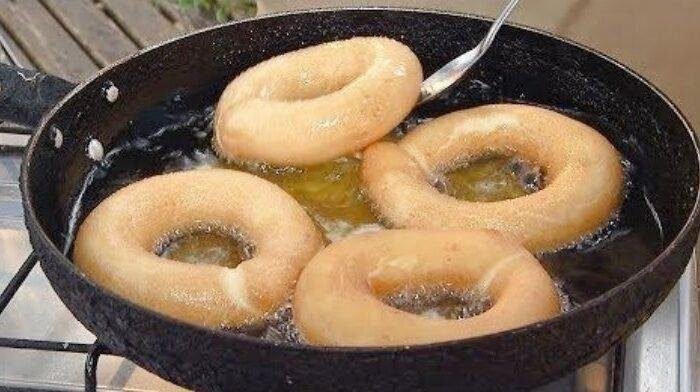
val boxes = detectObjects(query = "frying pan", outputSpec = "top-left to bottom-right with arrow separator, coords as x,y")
0,8 -> 698,391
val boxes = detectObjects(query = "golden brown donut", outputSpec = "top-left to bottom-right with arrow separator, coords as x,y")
293,229 -> 560,346
214,37 -> 423,166
362,104 -> 624,252
73,169 -> 323,329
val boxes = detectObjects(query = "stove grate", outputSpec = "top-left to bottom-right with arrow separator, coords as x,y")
0,251 -> 110,391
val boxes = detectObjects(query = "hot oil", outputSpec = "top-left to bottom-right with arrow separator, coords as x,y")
157,226 -> 255,268
221,157 -> 381,242
234,302 -> 302,344
73,92 -> 663,344
385,286 -> 493,320
535,157 -> 663,307
435,156 -> 541,202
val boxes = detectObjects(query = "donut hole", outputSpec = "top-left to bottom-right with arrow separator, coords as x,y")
383,285 -> 492,320
433,155 -> 542,202
157,226 -> 255,268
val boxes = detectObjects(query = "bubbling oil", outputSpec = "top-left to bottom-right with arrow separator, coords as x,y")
157,225 -> 255,268
154,152 -> 539,265
74,93 -> 663,348
234,302 -> 302,344
216,153 -> 537,241
226,157 -> 374,224
435,155 -> 541,202
220,156 -> 379,242
385,286 -> 493,320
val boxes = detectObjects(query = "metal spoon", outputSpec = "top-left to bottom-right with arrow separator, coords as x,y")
418,0 -> 521,105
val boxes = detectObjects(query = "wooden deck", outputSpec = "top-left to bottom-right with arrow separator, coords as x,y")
0,0 -> 216,82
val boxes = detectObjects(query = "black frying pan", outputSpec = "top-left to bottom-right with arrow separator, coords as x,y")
0,8 -> 698,391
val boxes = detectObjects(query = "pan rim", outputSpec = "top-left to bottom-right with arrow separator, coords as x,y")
20,6 -> 700,354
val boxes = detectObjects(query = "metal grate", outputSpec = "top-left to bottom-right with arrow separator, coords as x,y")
0,215 -> 110,392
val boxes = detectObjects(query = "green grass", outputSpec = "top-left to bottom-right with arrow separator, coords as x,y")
168,0 -> 256,21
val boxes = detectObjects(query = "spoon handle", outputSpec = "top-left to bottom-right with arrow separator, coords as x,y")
418,0 -> 521,105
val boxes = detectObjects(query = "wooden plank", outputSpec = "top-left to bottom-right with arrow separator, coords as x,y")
157,1 -> 216,32
100,0 -> 181,47
42,0 -> 137,66
0,42 -> 10,65
0,51 -> 8,66
0,0 -> 97,82
0,23 -> 35,69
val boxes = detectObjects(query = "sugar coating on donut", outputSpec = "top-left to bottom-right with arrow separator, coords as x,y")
73,169 -> 323,329
361,104 -> 624,253
293,229 -> 560,346
214,37 -> 423,166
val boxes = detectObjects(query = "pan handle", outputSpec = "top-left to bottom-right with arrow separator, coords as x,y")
0,63 -> 76,129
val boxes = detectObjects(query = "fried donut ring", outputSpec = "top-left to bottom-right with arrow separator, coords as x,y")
214,37 -> 423,166
294,229 -> 560,346
362,104 -> 623,252
73,169 -> 323,329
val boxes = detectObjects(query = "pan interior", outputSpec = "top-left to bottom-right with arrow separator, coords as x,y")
60,83 -> 662,343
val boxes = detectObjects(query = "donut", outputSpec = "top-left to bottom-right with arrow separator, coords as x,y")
73,169 -> 323,329
293,229 -> 560,346
361,104 -> 624,252
214,37 -> 423,166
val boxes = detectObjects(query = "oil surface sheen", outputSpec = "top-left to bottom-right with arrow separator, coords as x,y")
159,230 -> 254,268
